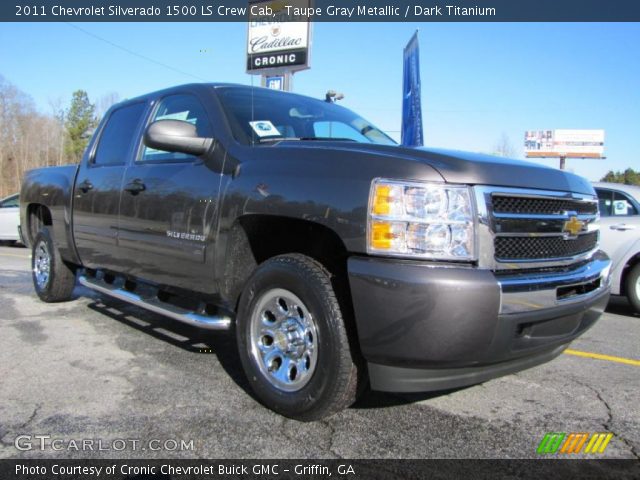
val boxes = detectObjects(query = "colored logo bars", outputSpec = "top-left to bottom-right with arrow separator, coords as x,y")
537,432 -> 613,455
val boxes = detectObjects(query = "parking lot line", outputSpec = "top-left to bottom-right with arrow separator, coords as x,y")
0,252 -> 29,259
564,348 -> 640,367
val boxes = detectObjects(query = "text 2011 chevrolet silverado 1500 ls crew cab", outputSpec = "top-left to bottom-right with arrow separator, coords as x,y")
21,84 -> 611,420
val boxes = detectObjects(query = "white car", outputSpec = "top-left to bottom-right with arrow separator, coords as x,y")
593,182 -> 640,313
0,193 -> 21,244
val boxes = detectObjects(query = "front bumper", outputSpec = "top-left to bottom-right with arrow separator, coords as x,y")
347,251 -> 611,392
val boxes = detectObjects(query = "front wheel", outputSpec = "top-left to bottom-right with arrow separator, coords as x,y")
32,228 -> 76,302
236,254 -> 360,421
626,263 -> 640,314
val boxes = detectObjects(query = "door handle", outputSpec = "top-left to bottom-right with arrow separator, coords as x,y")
78,179 -> 93,193
124,179 -> 146,195
610,223 -> 636,231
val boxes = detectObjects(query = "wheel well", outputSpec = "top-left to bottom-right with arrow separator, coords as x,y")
241,215 -> 348,272
26,204 -> 52,245
621,252 -> 640,295
224,215 -> 350,302
226,214 -> 363,364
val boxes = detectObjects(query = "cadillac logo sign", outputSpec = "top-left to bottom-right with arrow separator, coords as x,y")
247,0 -> 311,73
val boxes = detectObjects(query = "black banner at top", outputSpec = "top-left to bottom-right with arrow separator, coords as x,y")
5,0 -> 640,22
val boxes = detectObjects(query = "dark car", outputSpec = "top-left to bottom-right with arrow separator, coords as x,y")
20,84 -> 611,420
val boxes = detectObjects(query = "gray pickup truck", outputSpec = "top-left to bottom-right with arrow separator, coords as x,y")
21,83 -> 611,420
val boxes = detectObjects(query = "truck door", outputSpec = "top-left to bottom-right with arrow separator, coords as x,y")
595,187 -> 640,272
72,101 -> 147,271
117,93 -> 221,292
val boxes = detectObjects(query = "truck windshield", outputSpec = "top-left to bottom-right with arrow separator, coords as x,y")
216,86 -> 396,146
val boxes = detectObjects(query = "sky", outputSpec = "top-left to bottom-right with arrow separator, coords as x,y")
1,21 -> 638,181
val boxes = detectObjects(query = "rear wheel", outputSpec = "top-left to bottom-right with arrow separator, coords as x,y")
32,228 -> 76,302
626,263 -> 640,314
236,254 -> 360,421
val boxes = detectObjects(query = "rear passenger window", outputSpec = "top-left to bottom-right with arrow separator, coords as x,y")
93,102 -> 146,166
140,94 -> 213,163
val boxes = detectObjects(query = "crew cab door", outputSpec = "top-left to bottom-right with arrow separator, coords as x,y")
117,93 -> 221,292
72,101 -> 147,271
595,187 -> 640,271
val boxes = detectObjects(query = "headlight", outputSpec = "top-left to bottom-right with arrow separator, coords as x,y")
367,179 -> 476,260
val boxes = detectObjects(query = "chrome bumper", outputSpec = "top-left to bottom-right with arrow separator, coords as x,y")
498,250 -> 611,314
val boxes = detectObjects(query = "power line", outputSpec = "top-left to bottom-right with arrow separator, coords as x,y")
65,23 -> 207,82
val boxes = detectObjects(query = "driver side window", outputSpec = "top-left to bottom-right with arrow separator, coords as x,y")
140,94 -> 213,163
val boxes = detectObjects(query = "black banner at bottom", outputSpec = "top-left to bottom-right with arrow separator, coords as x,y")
1,459 -> 639,480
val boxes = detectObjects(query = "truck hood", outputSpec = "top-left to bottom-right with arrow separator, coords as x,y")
408,147 -> 594,195
278,142 -> 595,196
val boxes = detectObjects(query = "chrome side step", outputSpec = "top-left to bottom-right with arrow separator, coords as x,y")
78,275 -> 232,331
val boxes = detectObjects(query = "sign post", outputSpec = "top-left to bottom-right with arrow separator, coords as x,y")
524,129 -> 605,169
247,0 -> 311,91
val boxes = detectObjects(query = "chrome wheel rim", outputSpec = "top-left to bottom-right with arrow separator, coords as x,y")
249,288 -> 318,392
636,275 -> 640,301
33,240 -> 51,289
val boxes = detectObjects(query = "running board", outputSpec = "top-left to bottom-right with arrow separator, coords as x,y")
78,275 -> 232,331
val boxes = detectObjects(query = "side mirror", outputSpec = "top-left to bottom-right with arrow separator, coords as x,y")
143,119 -> 213,156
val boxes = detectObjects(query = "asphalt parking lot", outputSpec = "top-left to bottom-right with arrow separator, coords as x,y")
0,244 -> 638,459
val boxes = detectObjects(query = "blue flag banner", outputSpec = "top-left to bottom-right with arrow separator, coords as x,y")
401,32 -> 423,147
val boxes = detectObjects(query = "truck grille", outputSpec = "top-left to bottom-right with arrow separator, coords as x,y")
476,187 -> 600,268
492,196 -> 598,216
494,231 -> 598,261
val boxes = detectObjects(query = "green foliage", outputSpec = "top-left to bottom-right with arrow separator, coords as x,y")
600,168 -> 640,185
64,90 -> 97,163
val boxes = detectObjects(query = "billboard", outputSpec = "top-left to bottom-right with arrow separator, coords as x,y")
524,129 -> 605,158
247,0 -> 311,73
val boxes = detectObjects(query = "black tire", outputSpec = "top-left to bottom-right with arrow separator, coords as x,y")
626,263 -> 640,314
236,254 -> 360,421
32,227 -> 76,302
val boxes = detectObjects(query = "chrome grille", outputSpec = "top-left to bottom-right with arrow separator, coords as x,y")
474,186 -> 600,270
495,231 -> 598,260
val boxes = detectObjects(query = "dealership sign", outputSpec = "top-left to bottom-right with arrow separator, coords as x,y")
524,129 -> 605,158
247,0 -> 311,73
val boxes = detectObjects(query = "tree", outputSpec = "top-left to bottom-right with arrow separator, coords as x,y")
0,75 -> 71,197
600,168 -> 640,185
493,132 -> 517,158
624,168 -> 640,186
64,90 -> 97,163
601,170 -> 618,183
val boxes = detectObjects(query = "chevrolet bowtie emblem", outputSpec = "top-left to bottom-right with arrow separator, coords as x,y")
563,216 -> 584,237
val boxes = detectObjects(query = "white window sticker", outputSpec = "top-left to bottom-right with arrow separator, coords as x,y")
249,120 -> 281,137
613,200 -> 629,215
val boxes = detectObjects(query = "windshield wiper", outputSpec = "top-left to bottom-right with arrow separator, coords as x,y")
300,137 -> 358,142
256,137 -> 300,143
257,136 -> 358,143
